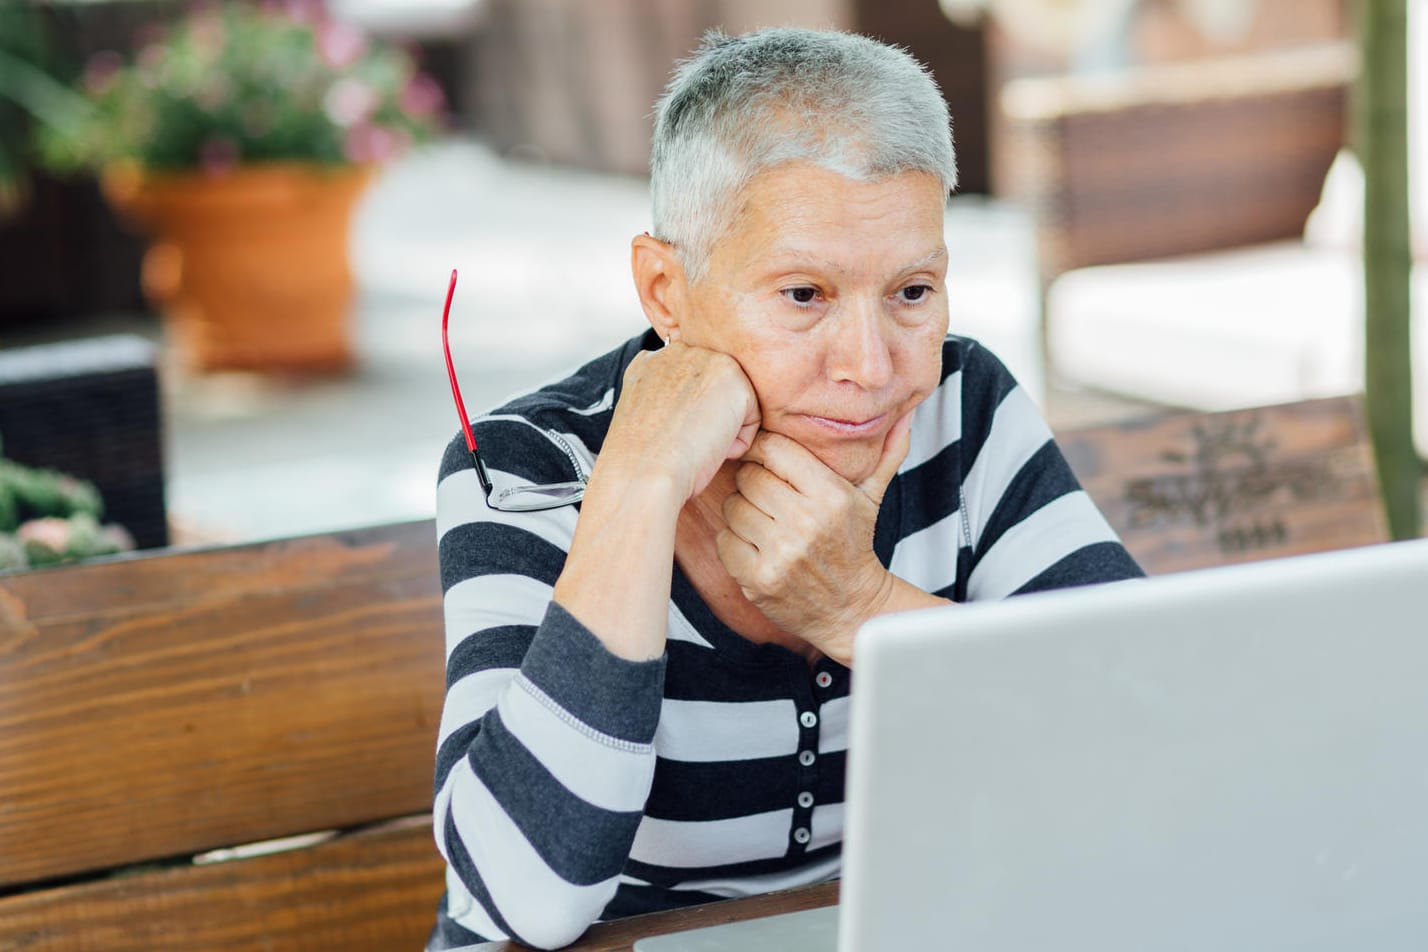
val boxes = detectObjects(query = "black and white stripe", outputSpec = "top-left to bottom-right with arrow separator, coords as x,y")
429,330 -> 1141,949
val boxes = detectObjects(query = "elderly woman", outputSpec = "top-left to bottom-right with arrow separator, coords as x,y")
431,27 -> 1141,950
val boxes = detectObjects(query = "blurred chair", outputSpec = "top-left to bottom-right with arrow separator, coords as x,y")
464,0 -> 991,189
1001,44 -> 1353,290
0,334 -> 168,550
998,26 -> 1428,457
973,0 -> 1351,197
1009,21 -> 1428,457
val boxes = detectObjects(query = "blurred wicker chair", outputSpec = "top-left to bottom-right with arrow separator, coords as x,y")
0,334 -> 168,550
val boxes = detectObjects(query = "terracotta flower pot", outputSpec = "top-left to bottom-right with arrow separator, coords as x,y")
102,162 -> 374,373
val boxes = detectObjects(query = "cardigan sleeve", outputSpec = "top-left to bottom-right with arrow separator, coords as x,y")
432,424 -> 667,949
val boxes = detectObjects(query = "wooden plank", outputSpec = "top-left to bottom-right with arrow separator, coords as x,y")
1057,396 -> 1388,575
0,520 -> 436,623
463,881 -> 841,952
0,816 -> 446,952
0,521 -> 446,888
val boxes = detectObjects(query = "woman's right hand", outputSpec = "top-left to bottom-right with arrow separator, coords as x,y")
600,341 -> 761,503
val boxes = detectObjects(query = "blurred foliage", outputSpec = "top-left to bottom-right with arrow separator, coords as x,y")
0,435 -> 134,572
38,0 -> 444,175
0,2 -> 88,218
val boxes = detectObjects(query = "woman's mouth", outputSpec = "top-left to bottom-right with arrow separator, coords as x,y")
802,413 -> 887,436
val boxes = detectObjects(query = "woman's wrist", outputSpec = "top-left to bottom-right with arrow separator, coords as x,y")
552,457 -> 686,663
584,452 -> 689,517
835,572 -> 951,667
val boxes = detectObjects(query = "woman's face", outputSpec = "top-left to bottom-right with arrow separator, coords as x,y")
678,163 -> 950,484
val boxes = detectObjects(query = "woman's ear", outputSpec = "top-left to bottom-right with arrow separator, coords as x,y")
631,233 -> 685,342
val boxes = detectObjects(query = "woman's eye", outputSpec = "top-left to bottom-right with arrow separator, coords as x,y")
781,286 -> 819,306
899,284 -> 933,303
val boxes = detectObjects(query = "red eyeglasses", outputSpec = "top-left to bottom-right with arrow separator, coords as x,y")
442,269 -> 587,512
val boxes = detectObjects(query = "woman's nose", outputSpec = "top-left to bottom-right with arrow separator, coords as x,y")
828,299 -> 894,390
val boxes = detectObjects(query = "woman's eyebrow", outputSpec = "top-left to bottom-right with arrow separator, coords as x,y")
757,251 -> 854,276
898,247 -> 947,274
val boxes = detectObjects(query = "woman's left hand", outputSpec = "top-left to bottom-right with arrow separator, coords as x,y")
714,413 -> 915,664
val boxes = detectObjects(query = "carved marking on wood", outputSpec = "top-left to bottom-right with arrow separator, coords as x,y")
1119,412 -> 1350,554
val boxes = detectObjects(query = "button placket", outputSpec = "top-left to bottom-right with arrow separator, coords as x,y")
792,680 -> 822,855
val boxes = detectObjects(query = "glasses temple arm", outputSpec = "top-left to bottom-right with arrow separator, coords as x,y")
470,449 -> 494,496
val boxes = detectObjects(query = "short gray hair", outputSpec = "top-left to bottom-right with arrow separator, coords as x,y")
650,28 -> 958,282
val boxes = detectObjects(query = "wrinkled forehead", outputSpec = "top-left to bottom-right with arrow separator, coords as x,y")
714,163 -> 949,275
729,158 -> 946,223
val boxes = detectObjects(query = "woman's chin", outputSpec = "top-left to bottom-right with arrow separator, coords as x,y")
806,440 -> 885,486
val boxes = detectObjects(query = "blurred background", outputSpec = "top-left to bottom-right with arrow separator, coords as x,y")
0,0 -> 1419,557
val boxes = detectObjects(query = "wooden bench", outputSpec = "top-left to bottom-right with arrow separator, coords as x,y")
1057,394 -> 1389,574
0,520 -> 447,951
0,397 -> 1389,950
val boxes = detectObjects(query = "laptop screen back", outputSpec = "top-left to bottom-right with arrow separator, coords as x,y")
840,538 -> 1428,952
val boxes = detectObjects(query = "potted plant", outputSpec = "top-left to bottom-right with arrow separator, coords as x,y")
40,0 -> 444,373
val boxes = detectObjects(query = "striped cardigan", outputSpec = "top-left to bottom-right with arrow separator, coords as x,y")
429,330 -> 1142,949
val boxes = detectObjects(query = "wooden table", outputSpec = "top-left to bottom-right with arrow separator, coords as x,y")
458,881 -> 840,951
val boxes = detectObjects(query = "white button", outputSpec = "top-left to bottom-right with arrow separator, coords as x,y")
797,791 -> 815,809
815,672 -> 833,688
793,827 -> 812,845
799,710 -> 818,729
798,750 -> 816,766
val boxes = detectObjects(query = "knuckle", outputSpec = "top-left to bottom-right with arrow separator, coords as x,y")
800,495 -> 836,528
767,536 -> 802,574
758,430 -> 788,454
754,562 -> 784,593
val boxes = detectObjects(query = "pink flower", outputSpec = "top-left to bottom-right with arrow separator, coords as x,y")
343,123 -> 398,164
283,0 -> 327,26
323,76 -> 378,127
199,136 -> 241,176
83,51 -> 125,96
16,519 -> 70,554
188,11 -> 228,60
137,43 -> 168,89
101,524 -> 136,553
400,72 -> 445,118
317,20 -> 368,70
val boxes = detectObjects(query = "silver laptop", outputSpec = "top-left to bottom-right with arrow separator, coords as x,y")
637,538 -> 1428,952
